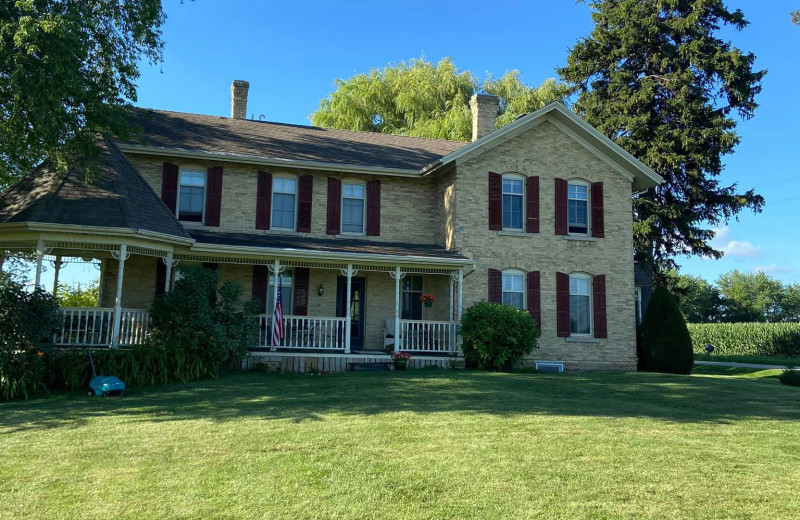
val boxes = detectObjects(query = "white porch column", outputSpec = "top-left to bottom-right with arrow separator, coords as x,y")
52,254 -> 62,296
34,239 -> 45,288
457,268 -> 464,322
449,275 -> 455,322
394,266 -> 402,352
271,259 -> 280,351
345,264 -> 353,354
111,244 -> 129,349
164,251 -> 174,292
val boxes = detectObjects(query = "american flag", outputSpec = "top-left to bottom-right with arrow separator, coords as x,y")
272,276 -> 285,347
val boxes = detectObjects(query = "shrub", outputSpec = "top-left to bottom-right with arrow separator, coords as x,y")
779,367 -> 800,387
0,275 -> 61,400
459,302 -> 538,371
687,323 -> 800,358
640,286 -> 694,374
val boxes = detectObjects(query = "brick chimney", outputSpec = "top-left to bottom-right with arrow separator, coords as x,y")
469,94 -> 500,141
231,80 -> 250,119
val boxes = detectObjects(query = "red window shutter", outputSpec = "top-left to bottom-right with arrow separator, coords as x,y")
161,162 -> 179,213
252,265 -> 268,309
366,180 -> 381,236
526,176 -> 539,233
556,272 -> 570,337
155,258 -> 166,296
256,171 -> 272,230
591,182 -> 605,238
527,271 -> 541,331
205,167 -> 223,227
293,267 -> 310,316
593,274 -> 608,338
297,175 -> 314,233
488,172 -> 502,230
326,178 -> 342,235
555,178 -> 568,235
488,268 -> 502,303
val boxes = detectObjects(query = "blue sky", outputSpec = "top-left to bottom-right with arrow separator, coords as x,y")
27,0 -> 800,287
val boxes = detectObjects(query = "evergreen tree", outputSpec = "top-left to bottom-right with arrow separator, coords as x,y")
640,286 -> 694,374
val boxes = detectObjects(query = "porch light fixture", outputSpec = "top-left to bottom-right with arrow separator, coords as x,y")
318,284 -> 324,296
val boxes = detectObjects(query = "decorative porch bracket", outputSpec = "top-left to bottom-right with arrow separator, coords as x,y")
32,240 -> 53,288
110,245 -> 131,349
162,252 -> 179,293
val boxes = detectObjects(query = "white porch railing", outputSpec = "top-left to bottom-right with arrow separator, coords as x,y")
257,314 -> 347,350
399,319 -> 458,353
57,307 -> 150,347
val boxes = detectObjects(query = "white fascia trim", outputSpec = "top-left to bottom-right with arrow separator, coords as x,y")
190,242 -> 476,269
9,222 -> 194,246
117,144 -> 422,178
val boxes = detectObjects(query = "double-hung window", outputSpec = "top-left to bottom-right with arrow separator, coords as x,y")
502,176 -> 524,230
502,271 -> 525,310
272,177 -> 297,229
568,182 -> 589,235
341,182 -> 365,234
178,170 -> 206,222
266,271 -> 293,314
569,274 -> 592,335
401,276 -> 423,320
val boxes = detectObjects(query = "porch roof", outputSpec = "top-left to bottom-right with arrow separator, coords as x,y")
189,230 -> 471,264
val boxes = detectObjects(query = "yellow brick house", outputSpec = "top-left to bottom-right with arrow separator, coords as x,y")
0,81 -> 661,371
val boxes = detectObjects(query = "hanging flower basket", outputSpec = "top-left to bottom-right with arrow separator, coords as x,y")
420,294 -> 435,308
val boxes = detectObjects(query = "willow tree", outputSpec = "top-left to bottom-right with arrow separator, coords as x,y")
559,1 -> 766,276
311,57 -> 565,141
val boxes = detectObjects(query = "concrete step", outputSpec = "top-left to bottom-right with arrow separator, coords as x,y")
349,362 -> 392,372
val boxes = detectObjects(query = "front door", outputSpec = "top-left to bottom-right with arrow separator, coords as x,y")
336,277 -> 366,349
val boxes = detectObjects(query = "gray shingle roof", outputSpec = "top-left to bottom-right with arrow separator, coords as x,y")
122,109 -> 467,171
0,136 -> 190,239
190,230 -> 469,261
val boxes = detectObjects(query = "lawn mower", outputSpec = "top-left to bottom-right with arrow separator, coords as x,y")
87,348 -> 125,397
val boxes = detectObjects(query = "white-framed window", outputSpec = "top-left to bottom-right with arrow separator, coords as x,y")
569,273 -> 592,335
635,287 -> 643,324
502,175 -> 524,230
568,181 -> 589,235
177,169 -> 206,223
266,270 -> 293,314
341,182 -> 366,234
401,275 -> 423,320
271,177 -> 297,230
502,270 -> 525,310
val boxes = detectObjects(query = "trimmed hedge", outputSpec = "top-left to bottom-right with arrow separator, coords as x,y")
688,323 -> 800,358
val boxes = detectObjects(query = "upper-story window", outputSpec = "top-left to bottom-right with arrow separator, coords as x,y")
271,177 -> 297,230
401,275 -> 423,319
568,181 -> 589,235
178,170 -> 206,223
569,273 -> 592,335
502,270 -> 525,310
341,182 -> 366,234
502,175 -> 524,230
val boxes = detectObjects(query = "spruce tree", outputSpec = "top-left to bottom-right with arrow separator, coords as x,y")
640,286 -> 694,374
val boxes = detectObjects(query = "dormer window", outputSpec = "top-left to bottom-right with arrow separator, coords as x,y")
568,182 -> 589,235
502,175 -> 524,230
271,177 -> 297,230
178,170 -> 206,223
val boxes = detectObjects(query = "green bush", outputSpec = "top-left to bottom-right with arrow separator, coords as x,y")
459,302 -> 538,371
779,367 -> 800,387
0,275 -> 61,400
687,323 -> 800,358
640,286 -> 694,374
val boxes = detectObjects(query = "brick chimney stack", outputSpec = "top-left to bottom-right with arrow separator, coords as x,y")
231,80 -> 250,120
469,94 -> 500,141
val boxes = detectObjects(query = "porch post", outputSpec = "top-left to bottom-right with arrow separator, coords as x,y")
345,263 -> 353,354
271,259 -> 280,351
111,244 -> 128,349
34,239 -> 45,288
449,275 -> 455,322
164,251 -> 174,292
457,268 -> 464,322
394,266 -> 401,352
52,254 -> 62,296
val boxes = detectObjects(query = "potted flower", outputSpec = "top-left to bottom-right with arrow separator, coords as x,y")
391,351 -> 412,370
419,293 -> 435,308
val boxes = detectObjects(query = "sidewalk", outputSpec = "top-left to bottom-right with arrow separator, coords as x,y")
694,360 -> 790,370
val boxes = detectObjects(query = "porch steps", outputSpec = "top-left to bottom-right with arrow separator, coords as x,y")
349,362 -> 393,372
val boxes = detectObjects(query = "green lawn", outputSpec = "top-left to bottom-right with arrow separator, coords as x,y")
1,369 -> 798,519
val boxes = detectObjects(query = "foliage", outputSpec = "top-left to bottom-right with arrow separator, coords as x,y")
687,323 -> 800,358
0,276 -> 60,399
793,10 -> 800,25
311,57 -> 565,141
459,302 -> 538,370
56,281 -> 99,308
779,367 -> 800,387
670,271 -> 724,323
149,266 -> 260,368
639,286 -> 693,374
558,1 -> 766,277
0,0 -> 165,184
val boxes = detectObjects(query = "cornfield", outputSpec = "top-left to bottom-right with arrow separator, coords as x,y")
688,323 -> 800,358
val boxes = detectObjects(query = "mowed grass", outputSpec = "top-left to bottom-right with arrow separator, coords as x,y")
1,369 -> 798,519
